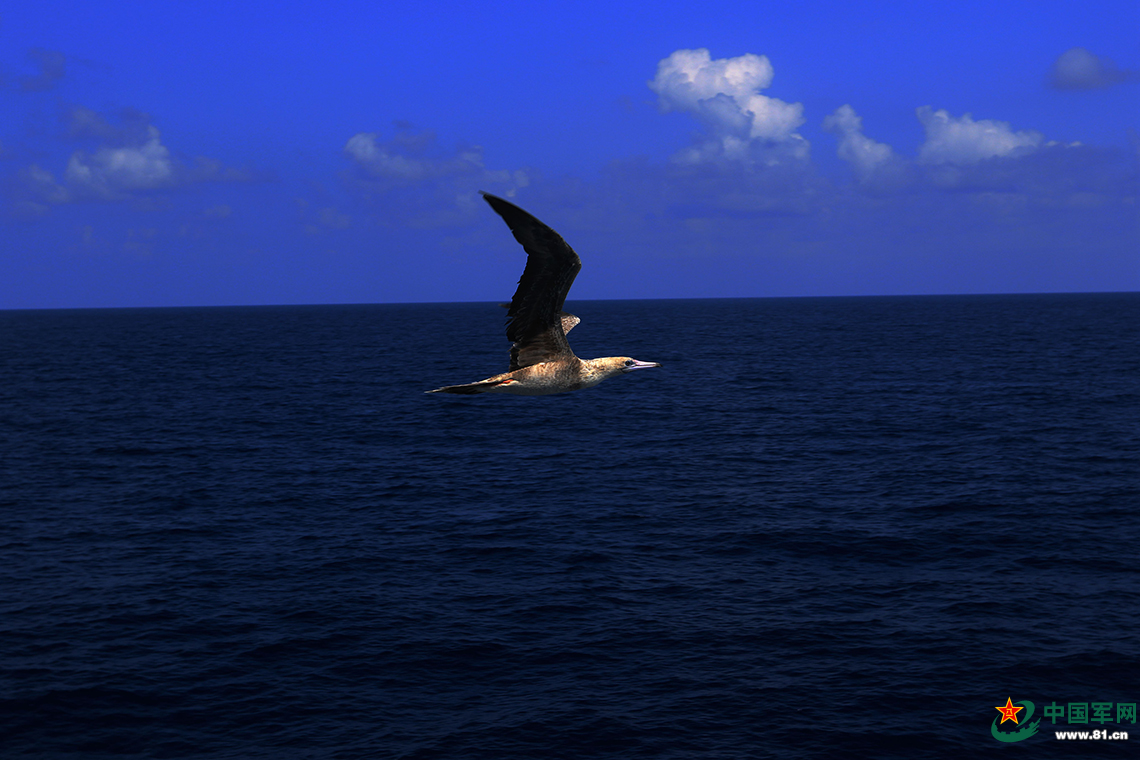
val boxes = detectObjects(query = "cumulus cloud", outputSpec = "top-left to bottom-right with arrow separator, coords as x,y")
65,126 -> 175,199
648,48 -> 809,164
822,105 -> 897,179
344,126 -> 528,192
342,123 -> 529,227
1050,47 -> 1138,90
814,101 -> 1120,201
345,131 -> 487,183
920,140 -> 1135,199
21,48 -> 66,92
915,107 -> 1044,165
10,108 -> 264,212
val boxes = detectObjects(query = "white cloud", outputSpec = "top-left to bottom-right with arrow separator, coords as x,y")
344,128 -> 532,194
65,126 -> 174,199
1050,47 -> 1137,90
344,132 -> 485,181
822,105 -> 896,178
649,48 -> 808,164
341,124 -> 530,227
916,107 -> 1044,165
11,109 -> 263,215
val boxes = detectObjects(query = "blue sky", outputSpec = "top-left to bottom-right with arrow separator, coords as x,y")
2,1 -> 1137,309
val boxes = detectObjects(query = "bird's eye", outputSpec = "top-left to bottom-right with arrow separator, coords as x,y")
624,360 -> 634,366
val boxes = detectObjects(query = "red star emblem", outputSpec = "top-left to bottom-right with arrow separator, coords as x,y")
995,697 -> 1024,725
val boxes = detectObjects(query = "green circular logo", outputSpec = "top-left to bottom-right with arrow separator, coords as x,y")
992,699 -> 1041,743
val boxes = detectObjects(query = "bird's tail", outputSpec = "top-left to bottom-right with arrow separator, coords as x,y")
425,378 -> 513,395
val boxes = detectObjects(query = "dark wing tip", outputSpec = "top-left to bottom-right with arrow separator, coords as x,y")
480,192 -> 533,225
480,193 -> 577,260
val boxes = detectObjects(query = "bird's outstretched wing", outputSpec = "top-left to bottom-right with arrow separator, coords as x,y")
482,192 -> 582,370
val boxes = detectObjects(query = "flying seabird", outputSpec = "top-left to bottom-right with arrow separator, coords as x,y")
427,192 -> 661,395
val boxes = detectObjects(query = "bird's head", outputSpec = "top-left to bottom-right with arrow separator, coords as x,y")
587,356 -> 662,379
618,357 -> 662,373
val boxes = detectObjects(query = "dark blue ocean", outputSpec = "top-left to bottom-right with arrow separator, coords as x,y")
2,293 -> 1138,759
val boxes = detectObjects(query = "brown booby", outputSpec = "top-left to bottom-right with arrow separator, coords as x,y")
427,192 -> 661,395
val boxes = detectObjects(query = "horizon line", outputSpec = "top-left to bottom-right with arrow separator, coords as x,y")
3,289 -> 1138,314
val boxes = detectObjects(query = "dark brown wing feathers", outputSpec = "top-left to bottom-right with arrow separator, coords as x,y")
481,192 -> 583,369
498,303 -> 580,334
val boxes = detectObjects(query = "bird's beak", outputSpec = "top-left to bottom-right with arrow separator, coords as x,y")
622,360 -> 662,373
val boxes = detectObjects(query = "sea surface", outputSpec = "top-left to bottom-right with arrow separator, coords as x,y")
2,293 -> 1138,759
